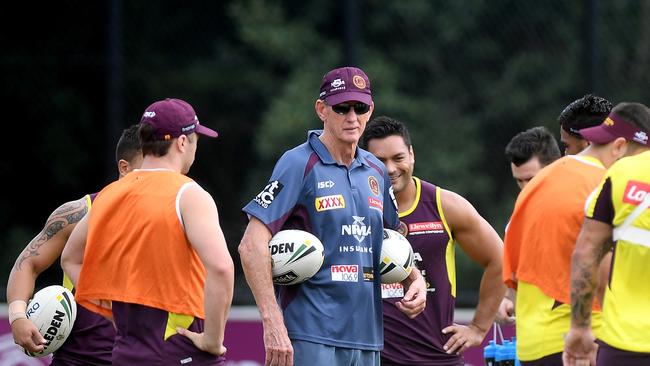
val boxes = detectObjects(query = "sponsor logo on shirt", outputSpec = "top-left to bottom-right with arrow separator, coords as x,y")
363,266 -> 374,282
331,264 -> 358,282
381,283 -> 404,298
317,180 -> 335,189
254,180 -> 284,209
408,221 -> 445,235
341,216 -> 371,243
338,245 -> 372,253
368,197 -> 383,211
623,180 -> 650,206
368,176 -> 380,196
315,194 -> 345,211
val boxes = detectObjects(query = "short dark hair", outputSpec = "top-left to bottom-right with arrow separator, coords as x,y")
139,122 -> 173,157
115,124 -> 142,164
558,94 -> 612,138
612,102 -> 650,149
359,116 -> 412,149
505,126 -> 561,167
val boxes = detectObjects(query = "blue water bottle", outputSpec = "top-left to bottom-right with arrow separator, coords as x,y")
483,340 -> 497,366
511,337 -> 520,366
495,340 -> 512,366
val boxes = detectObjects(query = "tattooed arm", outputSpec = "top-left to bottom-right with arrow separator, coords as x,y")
6,196 -> 89,353
563,218 -> 613,366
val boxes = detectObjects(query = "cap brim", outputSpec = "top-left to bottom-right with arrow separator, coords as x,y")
325,92 -> 373,106
195,124 -> 218,138
579,125 -> 617,144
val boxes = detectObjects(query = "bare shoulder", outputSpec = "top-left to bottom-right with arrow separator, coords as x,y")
180,183 -> 217,211
439,188 -> 481,229
13,196 -> 89,271
44,196 -> 90,235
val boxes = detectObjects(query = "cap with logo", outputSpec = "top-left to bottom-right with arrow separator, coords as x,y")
319,67 -> 372,106
580,112 -> 649,146
140,98 -> 218,141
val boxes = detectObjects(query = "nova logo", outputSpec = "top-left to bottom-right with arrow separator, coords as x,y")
623,181 -> 650,206
143,111 -> 156,118
331,264 -> 358,282
315,194 -> 345,211
254,181 -> 284,209
381,282 -> 404,298
341,216 -> 371,243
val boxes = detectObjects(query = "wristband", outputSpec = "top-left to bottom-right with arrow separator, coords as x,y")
9,312 -> 27,325
8,300 -> 28,325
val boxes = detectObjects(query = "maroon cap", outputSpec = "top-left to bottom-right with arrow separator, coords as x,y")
580,112 -> 649,146
140,98 -> 218,141
319,67 -> 372,106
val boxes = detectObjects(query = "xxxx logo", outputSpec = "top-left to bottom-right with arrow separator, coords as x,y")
315,194 -> 345,211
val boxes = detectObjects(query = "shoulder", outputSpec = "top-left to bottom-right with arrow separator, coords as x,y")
276,142 -> 316,168
439,188 -> 478,226
42,195 -> 90,234
51,196 -> 90,218
180,182 -> 217,210
610,152 -> 646,175
357,148 -> 388,175
418,178 -> 438,196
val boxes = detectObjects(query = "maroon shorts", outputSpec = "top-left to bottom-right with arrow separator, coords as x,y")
111,302 -> 225,366
597,340 -> 650,366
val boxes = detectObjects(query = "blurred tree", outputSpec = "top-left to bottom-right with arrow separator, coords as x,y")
3,0 -> 650,307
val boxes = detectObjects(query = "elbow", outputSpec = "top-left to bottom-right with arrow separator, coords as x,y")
238,235 -> 258,264
60,253 -> 72,274
207,256 -> 235,282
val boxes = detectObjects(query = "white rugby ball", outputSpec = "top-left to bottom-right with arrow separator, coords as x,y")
269,229 -> 325,285
24,285 -> 77,357
380,228 -> 414,284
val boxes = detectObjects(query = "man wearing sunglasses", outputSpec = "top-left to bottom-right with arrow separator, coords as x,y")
240,66 -> 427,366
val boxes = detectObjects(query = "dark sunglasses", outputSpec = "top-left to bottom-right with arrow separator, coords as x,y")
331,102 -> 371,115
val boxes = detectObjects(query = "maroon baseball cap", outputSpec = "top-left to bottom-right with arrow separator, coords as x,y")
140,98 -> 218,141
580,112 -> 649,146
319,67 -> 372,106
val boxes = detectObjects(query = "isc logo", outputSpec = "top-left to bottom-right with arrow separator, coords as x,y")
270,242 -> 294,255
331,265 -> 359,282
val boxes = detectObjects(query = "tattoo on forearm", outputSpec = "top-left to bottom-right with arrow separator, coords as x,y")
14,199 -> 88,271
570,246 -> 601,327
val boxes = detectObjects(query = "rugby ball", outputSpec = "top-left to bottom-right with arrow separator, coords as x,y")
380,229 -> 414,284
24,285 -> 77,357
269,230 -> 325,285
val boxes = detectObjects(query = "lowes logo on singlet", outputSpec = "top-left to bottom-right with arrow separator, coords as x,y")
341,216 -> 371,243
254,180 -> 284,209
